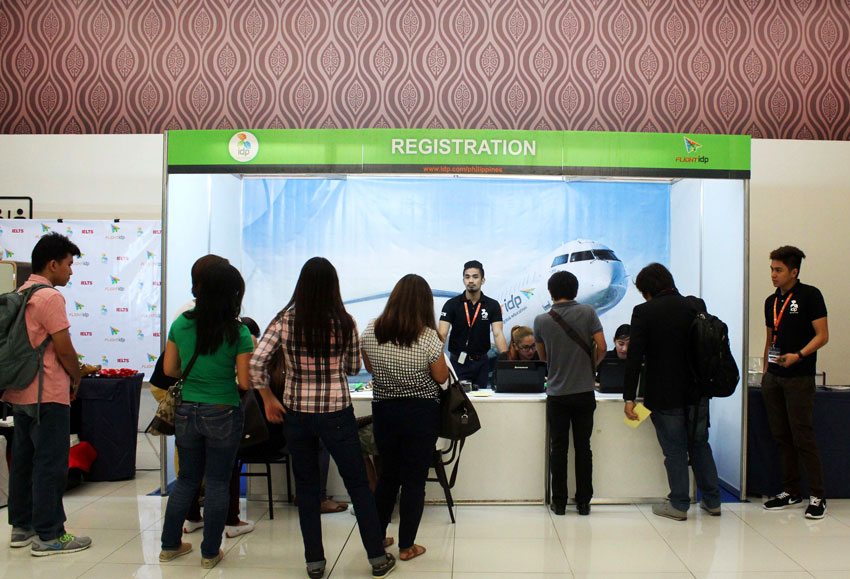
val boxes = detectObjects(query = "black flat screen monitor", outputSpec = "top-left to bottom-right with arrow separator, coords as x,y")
597,358 -> 626,393
494,360 -> 547,393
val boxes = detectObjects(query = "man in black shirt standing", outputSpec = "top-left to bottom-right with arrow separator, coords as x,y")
761,246 -> 829,519
438,260 -> 508,389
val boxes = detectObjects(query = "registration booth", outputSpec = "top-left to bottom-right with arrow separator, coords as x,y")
161,129 -> 751,503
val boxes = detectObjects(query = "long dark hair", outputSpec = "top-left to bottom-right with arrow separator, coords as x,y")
280,257 -> 354,358
185,262 -> 245,355
374,274 -> 436,347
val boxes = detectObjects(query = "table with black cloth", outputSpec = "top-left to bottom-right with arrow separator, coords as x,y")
747,385 -> 850,498
70,373 -> 144,481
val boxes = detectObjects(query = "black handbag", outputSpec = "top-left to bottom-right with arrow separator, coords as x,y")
439,362 -> 481,439
239,389 -> 270,449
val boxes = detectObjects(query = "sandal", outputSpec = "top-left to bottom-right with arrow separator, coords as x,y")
399,544 -> 426,561
382,537 -> 394,548
320,499 -> 349,514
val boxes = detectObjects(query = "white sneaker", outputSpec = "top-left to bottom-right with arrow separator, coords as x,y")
183,519 -> 203,534
225,520 -> 255,538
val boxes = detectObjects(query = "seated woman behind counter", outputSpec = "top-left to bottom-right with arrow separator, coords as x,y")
498,326 -> 540,362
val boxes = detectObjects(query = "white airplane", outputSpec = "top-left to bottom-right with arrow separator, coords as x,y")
345,239 -> 628,331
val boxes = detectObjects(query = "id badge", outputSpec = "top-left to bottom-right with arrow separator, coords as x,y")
767,346 -> 781,364
458,351 -> 468,365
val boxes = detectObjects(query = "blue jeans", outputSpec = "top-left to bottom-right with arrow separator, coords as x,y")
161,402 -> 244,558
373,398 -> 440,550
650,398 -> 721,512
7,403 -> 70,540
285,405 -> 386,568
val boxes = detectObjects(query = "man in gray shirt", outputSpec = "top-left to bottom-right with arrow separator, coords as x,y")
534,271 -> 605,516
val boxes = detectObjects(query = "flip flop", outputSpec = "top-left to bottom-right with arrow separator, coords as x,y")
382,537 -> 394,548
399,544 -> 426,561
320,500 -> 349,514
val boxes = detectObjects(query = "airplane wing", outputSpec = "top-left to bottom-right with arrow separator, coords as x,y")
344,289 -> 456,305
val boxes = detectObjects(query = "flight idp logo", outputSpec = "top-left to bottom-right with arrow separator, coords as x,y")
106,326 -> 125,343
229,131 -> 259,162
110,326 -> 120,335
110,276 -> 120,284
107,276 -> 125,292
70,301 -> 90,318
676,136 -> 709,164
41,223 -> 50,232
111,224 -> 120,233
147,251 -> 156,260
106,223 -> 125,240
502,288 -> 534,314
147,353 -> 157,362
4,249 -> 13,259
75,301 -> 84,310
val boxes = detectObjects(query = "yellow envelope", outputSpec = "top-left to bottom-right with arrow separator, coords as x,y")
623,402 -> 651,428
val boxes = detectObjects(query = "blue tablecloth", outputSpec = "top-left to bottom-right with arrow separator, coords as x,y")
747,386 -> 850,498
72,373 -> 144,481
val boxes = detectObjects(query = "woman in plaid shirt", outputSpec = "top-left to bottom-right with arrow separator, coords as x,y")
251,257 -> 395,579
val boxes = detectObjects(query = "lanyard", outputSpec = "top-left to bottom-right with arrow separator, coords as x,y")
464,301 -> 482,328
772,292 -> 793,344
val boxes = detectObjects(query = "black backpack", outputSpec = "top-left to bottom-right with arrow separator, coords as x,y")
0,284 -> 52,396
687,300 -> 740,398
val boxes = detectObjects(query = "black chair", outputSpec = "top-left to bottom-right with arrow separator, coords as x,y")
237,448 -> 292,520
427,438 -> 466,524
236,399 -> 292,520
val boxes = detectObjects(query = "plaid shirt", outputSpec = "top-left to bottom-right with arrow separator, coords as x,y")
250,309 -> 361,413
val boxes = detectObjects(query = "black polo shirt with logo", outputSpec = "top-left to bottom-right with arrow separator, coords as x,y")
764,281 -> 827,378
440,292 -> 502,356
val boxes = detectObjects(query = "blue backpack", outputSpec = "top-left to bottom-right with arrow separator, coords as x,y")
0,284 -> 52,403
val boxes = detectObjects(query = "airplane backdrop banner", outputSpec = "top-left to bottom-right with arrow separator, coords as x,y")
240,177 -> 670,358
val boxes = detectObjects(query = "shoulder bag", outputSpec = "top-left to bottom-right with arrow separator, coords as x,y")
145,348 -> 200,436
239,388 -> 270,449
440,356 -> 482,439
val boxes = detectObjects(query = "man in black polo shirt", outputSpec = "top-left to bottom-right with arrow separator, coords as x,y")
438,260 -> 507,388
761,246 -> 829,519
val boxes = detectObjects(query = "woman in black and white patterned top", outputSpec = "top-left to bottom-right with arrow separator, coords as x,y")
361,274 -> 449,563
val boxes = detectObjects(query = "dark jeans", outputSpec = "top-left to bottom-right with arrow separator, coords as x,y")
547,391 -> 596,506
8,403 -> 70,540
185,459 -> 243,526
650,398 -> 721,512
450,353 -> 489,389
372,398 -> 440,549
161,402 -> 244,559
285,405 -> 386,567
761,372 -> 825,497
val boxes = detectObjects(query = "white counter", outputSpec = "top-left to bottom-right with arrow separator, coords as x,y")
317,390 -> 691,504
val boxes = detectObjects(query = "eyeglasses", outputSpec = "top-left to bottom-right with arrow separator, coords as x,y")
517,344 -> 536,352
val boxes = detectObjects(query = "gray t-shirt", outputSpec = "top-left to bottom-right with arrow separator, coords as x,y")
533,301 -> 602,396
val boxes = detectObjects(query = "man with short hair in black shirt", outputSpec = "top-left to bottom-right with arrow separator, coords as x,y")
438,260 -> 508,389
761,246 -> 829,519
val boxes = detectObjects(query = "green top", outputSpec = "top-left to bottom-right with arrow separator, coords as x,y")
167,312 -> 254,406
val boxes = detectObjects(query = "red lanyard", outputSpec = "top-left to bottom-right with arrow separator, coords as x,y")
464,301 -> 482,328
772,292 -> 793,344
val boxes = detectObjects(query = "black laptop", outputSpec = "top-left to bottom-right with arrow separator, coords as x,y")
596,358 -> 626,393
494,360 -> 547,393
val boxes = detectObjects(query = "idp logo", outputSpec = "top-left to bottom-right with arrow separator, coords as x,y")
684,136 -> 702,154
229,131 -> 259,163
147,353 -> 157,362
4,249 -> 13,259
147,303 -> 157,312
676,136 -> 709,164
110,326 -> 120,335
110,276 -> 120,285
41,224 -> 50,232
111,224 -> 120,233
74,301 -> 84,310
146,251 -> 156,260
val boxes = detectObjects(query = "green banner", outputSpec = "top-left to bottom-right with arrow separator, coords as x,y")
167,129 -> 750,178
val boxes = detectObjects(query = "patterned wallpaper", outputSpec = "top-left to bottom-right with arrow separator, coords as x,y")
1,0 -> 849,139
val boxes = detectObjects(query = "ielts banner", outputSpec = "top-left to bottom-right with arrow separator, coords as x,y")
0,220 -> 162,378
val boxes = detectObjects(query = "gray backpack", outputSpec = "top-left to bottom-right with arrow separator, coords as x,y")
0,284 -> 52,402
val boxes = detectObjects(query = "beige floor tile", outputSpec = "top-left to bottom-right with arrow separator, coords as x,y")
333,535 -> 454,576
562,536 -> 688,574
101,529 -> 240,566
549,509 -> 660,542
664,531 -> 805,574
77,562 -> 209,578
0,560 -> 97,579
454,505 -> 558,539
65,495 -> 167,531
768,535 -> 850,571
455,574 -> 573,579
453,537 -> 570,574
694,572 -> 815,579
572,574 -> 692,579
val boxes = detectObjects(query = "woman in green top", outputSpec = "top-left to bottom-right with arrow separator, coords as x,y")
159,262 -> 254,569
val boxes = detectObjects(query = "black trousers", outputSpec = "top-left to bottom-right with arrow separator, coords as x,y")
547,391 -> 596,506
761,372 -> 825,497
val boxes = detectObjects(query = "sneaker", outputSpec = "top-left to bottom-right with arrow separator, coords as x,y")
700,500 -> 721,516
183,518 -> 204,534
225,519 -> 255,538
31,533 -> 92,556
307,566 -> 326,579
202,549 -> 223,569
10,527 -> 36,548
652,503 -> 687,521
372,552 -> 396,578
159,542 -> 193,562
805,496 -> 827,519
763,491 -> 803,510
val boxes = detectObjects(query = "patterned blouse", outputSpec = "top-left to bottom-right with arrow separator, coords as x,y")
250,309 -> 361,413
360,321 -> 443,401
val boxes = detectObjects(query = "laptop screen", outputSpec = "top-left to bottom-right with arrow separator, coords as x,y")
494,360 -> 547,393
597,358 -> 626,393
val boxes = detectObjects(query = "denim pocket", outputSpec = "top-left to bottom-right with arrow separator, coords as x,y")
175,413 -> 190,438
198,406 -> 238,441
